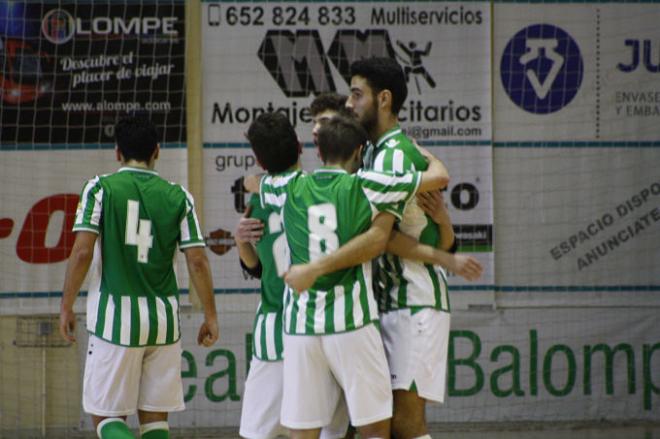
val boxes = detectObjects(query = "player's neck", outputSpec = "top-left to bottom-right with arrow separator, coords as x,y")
286,160 -> 302,172
372,114 -> 399,144
123,159 -> 154,170
323,162 -> 344,170
324,157 -> 358,174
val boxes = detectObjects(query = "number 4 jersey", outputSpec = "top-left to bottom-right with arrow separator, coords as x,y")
261,167 -> 421,336
73,167 -> 205,347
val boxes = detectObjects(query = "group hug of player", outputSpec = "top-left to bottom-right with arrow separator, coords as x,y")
236,58 -> 483,439
58,57 -> 482,439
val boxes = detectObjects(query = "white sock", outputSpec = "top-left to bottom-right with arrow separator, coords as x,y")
413,435 -> 432,439
140,421 -> 169,435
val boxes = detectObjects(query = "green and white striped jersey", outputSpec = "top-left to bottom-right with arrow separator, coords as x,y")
73,167 -> 205,347
364,126 -> 450,313
261,167 -> 421,335
247,193 -> 286,361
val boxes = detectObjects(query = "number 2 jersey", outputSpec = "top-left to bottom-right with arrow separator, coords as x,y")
73,167 -> 205,347
246,193 -> 286,361
261,167 -> 421,336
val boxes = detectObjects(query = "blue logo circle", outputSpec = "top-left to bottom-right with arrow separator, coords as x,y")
501,24 -> 583,114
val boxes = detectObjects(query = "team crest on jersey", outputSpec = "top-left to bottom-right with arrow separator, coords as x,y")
386,139 -> 399,148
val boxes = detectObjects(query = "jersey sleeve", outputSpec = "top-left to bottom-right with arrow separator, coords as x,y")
178,186 -> 206,249
247,193 -> 261,213
259,176 -> 283,214
73,176 -> 103,234
357,169 -> 422,220
403,142 -> 429,171
259,171 -> 299,214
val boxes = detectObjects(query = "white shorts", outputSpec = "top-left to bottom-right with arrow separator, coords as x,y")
83,335 -> 185,416
380,308 -> 450,403
281,324 -> 392,429
240,359 -> 288,439
240,358 -> 349,439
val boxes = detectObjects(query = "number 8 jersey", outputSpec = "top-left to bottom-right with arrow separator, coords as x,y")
261,166 -> 421,336
73,167 -> 205,347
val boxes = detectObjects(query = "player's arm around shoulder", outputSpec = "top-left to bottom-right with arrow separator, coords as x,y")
183,246 -> 219,347
284,212 -> 396,293
416,145 -> 450,193
386,229 -> 483,281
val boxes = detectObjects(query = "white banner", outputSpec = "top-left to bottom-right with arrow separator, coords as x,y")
201,1 -> 495,304
431,306 -> 660,422
202,1 -> 491,144
491,3 -> 660,307
494,4 -> 660,141
77,305 -> 660,430
493,148 -> 660,307
0,149 -> 190,314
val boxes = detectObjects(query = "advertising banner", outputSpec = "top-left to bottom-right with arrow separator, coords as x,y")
0,0 -> 186,145
494,3 -> 660,141
0,0 -> 189,313
493,149 -> 660,306
78,305 -> 660,429
201,1 -> 494,304
203,1 -> 490,144
492,3 -> 660,306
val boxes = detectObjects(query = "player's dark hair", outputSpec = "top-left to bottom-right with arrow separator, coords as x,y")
317,116 -> 368,164
246,112 -> 299,173
350,57 -> 408,115
114,116 -> 160,162
310,92 -> 351,118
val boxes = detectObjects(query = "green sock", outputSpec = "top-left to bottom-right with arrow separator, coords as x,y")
140,421 -> 169,439
97,418 -> 136,439
141,430 -> 168,439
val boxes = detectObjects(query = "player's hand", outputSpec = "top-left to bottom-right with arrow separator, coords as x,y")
59,308 -> 76,343
449,254 -> 483,281
417,190 -> 450,225
284,263 -> 320,294
197,316 -> 219,347
234,210 -> 264,245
